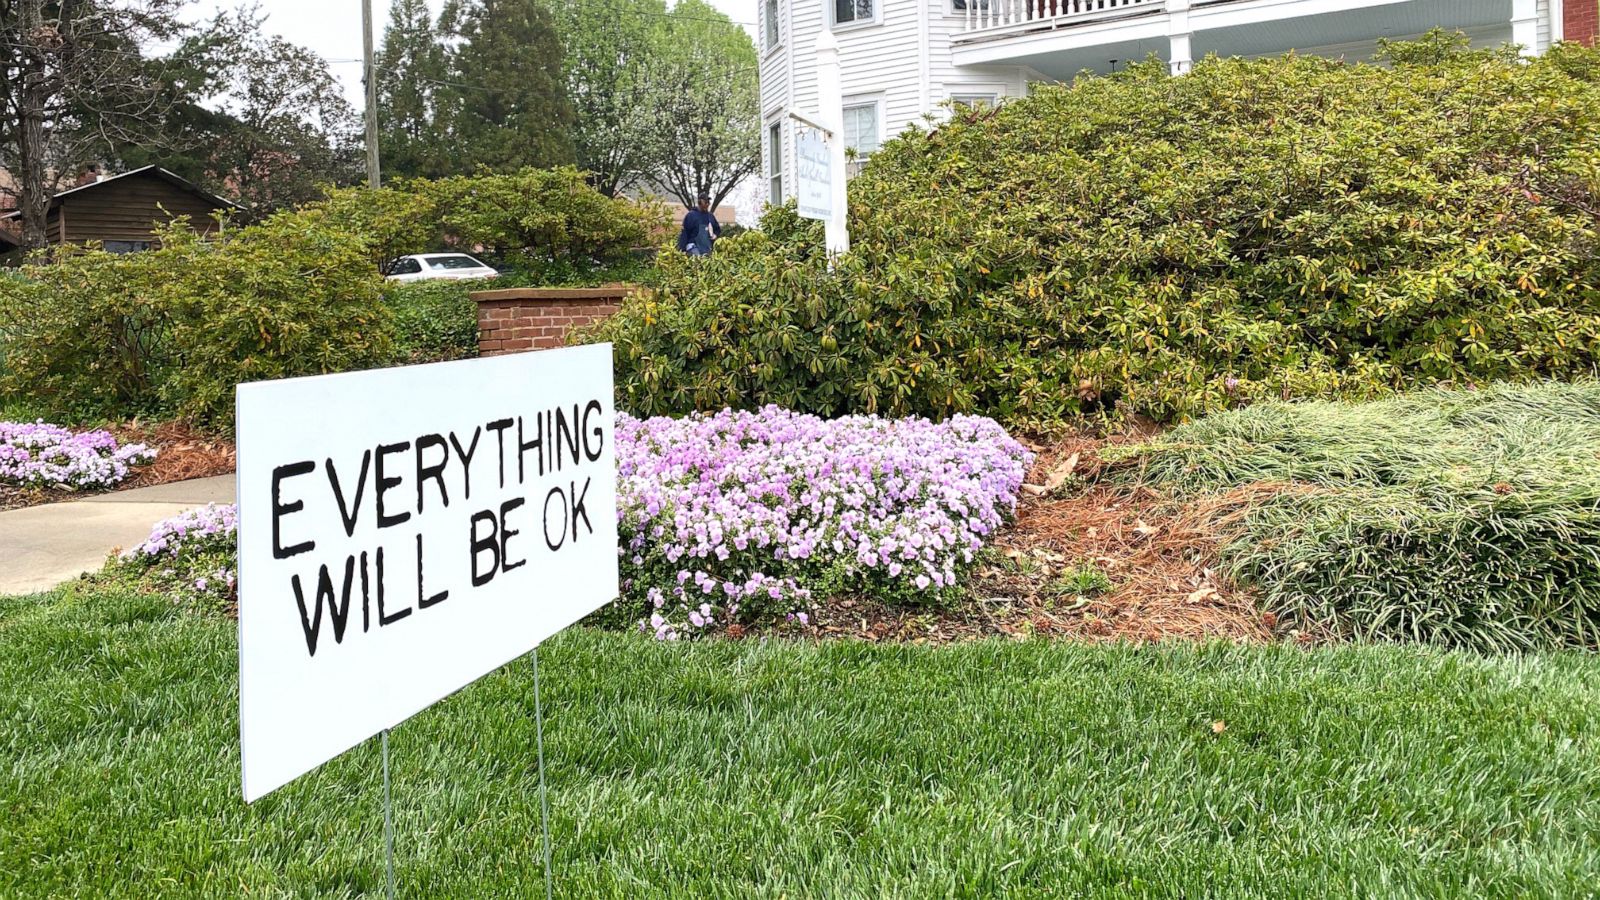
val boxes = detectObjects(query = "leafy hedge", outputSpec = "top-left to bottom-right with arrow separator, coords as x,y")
1126,380 -> 1600,651
384,280 -> 481,363
0,216 -> 392,430
302,166 -> 669,282
600,35 -> 1600,424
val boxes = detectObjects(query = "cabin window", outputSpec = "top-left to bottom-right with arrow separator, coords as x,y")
102,240 -> 152,254
768,121 -> 783,205
765,0 -> 780,48
834,0 -> 874,26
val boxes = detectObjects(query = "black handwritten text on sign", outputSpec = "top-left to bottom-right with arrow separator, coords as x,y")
237,344 -> 618,802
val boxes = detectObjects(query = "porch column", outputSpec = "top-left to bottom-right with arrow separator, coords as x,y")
1512,0 -> 1540,56
1167,0 -> 1193,75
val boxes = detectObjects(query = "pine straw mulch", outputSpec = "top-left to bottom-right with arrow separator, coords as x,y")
777,427 -> 1296,646
0,421 -> 235,512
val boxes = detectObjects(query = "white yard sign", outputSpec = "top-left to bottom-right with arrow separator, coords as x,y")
796,128 -> 833,221
236,344 -> 619,802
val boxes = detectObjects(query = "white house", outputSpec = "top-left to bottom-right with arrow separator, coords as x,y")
759,0 -> 1595,206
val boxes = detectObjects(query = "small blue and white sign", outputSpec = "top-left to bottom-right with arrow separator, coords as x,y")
796,129 -> 832,221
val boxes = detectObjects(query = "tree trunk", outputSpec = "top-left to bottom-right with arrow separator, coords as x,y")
16,0 -> 53,250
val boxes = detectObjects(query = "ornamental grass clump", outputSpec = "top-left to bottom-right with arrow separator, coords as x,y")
614,407 -> 1032,638
117,503 -> 238,613
1126,381 -> 1600,651
0,421 -> 155,490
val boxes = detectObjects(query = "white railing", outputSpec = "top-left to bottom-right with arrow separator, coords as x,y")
961,0 -> 1164,36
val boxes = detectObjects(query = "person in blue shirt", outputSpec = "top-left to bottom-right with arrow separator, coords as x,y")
676,194 -> 721,257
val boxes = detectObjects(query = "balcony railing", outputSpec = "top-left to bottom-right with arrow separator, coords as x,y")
959,0 -> 1165,38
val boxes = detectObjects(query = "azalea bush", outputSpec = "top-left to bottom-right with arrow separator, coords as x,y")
116,503 -> 238,613
0,215 -> 392,431
602,36 -> 1600,425
612,407 -> 1032,638
303,167 -> 669,276
0,421 -> 156,490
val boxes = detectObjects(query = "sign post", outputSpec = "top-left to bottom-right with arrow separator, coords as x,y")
235,343 -> 620,893
790,29 -> 849,256
531,648 -> 554,900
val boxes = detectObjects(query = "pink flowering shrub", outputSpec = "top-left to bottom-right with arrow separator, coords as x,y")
117,503 -> 237,612
615,407 -> 1032,639
0,421 -> 156,490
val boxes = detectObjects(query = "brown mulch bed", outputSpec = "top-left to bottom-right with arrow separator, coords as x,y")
0,421 -> 235,512
779,426 -> 1285,646
110,421 -> 236,490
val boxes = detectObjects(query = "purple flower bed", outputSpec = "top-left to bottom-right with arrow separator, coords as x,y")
123,503 -> 237,561
0,421 -> 156,490
112,409 -> 1033,629
119,503 -> 237,611
617,407 -> 1032,639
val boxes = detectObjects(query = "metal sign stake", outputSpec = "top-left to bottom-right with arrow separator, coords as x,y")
532,647 -> 554,900
382,728 -> 395,900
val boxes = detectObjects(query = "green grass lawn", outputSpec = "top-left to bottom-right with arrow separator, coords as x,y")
4,586 -> 1600,898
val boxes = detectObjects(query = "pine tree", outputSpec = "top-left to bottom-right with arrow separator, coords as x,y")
376,0 -> 448,179
438,0 -> 574,172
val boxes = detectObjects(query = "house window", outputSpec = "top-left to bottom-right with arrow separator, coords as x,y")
768,121 -> 783,205
949,0 -> 988,9
843,102 -> 880,177
765,0 -> 780,49
834,0 -> 874,26
102,240 -> 152,254
951,93 -> 997,109
843,103 -> 881,155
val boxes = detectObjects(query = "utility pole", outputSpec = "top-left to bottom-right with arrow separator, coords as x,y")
362,0 -> 381,188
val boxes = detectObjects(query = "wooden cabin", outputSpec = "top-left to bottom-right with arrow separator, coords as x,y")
0,166 -> 241,253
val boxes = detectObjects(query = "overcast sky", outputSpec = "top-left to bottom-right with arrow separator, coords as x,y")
184,0 -> 760,107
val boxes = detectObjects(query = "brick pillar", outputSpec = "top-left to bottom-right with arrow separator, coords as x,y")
1569,0 -> 1599,46
471,286 -> 636,356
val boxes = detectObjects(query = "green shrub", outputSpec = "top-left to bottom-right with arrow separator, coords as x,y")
0,215 -> 393,431
1125,380 -> 1600,651
602,36 -> 1600,425
596,202 -> 978,417
0,250 -> 171,420
493,251 -> 660,289
303,167 -> 669,276
385,280 -> 482,363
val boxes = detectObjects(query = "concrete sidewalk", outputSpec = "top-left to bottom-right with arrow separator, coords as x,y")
0,475 -> 235,596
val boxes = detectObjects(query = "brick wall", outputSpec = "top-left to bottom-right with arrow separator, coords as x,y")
472,286 -> 636,356
1570,0 -> 1599,46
